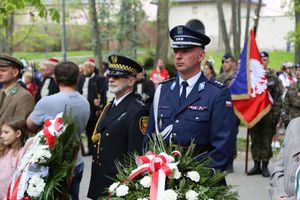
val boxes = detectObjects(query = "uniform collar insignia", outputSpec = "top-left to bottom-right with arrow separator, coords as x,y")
198,82 -> 205,91
10,87 -> 18,94
170,81 -> 176,91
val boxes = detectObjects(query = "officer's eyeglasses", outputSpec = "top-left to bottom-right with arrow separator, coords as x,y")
107,75 -> 128,79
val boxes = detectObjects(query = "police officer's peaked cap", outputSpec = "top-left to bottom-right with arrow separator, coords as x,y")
222,53 -> 234,64
108,55 -> 143,77
170,25 -> 211,49
0,54 -> 24,69
260,51 -> 269,58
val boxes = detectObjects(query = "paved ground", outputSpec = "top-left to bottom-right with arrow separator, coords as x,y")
79,126 -> 276,200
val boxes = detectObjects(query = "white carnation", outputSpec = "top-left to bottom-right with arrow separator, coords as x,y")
164,189 -> 178,200
137,198 -> 148,200
109,182 -> 120,192
27,176 -> 46,197
185,190 -> 198,200
170,169 -> 181,179
186,171 -> 200,182
140,176 -> 151,188
31,145 -> 51,163
116,184 -> 129,197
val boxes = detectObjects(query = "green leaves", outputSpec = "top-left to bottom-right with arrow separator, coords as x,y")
0,0 -> 60,27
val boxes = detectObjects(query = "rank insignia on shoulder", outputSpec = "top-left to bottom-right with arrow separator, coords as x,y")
226,100 -> 232,107
139,116 -> 149,135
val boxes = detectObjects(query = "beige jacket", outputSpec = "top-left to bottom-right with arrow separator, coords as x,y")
269,117 -> 300,200
0,83 -> 35,127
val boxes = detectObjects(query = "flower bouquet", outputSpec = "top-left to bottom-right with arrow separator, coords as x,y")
105,136 -> 238,200
6,112 -> 79,200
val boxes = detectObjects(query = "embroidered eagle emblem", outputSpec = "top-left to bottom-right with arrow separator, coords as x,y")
250,59 -> 267,97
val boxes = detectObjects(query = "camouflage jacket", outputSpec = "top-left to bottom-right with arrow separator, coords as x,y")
217,71 -> 234,86
283,78 -> 300,123
266,68 -> 283,123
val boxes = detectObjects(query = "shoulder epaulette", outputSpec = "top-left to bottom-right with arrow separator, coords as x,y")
159,77 -> 175,85
209,79 -> 225,88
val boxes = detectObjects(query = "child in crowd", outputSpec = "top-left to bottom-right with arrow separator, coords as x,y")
0,117 -> 32,199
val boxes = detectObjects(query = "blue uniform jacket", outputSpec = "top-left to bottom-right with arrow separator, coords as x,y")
146,73 -> 236,170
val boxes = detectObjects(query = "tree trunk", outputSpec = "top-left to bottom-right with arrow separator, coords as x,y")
237,0 -> 241,55
244,0 -> 251,43
5,14 -> 14,55
155,0 -> 169,64
89,0 -> 103,74
253,0 -> 262,36
231,0 -> 238,58
216,0 -> 232,54
295,0 -> 300,63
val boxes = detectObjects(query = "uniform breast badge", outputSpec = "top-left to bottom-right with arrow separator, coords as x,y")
139,116 -> 149,135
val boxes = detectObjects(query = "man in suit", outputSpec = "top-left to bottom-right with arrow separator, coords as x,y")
0,54 -> 35,128
77,58 -> 107,155
146,25 -> 236,172
269,117 -> 300,200
36,57 -> 59,102
87,55 -> 149,199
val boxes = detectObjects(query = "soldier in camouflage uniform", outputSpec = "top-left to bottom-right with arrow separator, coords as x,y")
248,51 -> 283,177
217,53 -> 239,173
218,53 -> 236,86
283,63 -> 300,125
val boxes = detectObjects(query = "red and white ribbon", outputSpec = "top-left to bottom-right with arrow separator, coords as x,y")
43,113 -> 64,147
128,151 -> 181,200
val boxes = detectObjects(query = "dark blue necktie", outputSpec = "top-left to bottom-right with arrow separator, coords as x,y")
180,81 -> 188,105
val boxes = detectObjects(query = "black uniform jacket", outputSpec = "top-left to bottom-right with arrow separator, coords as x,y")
87,92 -> 149,199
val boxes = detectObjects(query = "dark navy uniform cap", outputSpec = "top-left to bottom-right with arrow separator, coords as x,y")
260,51 -> 269,58
170,25 -> 211,49
108,55 -> 143,77
295,62 -> 300,68
222,53 -> 234,64
0,54 -> 24,69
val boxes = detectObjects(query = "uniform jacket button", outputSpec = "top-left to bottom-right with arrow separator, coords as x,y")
105,133 -> 109,136
173,133 -> 177,136
175,120 -> 179,123
100,147 -> 103,151
195,117 -> 199,120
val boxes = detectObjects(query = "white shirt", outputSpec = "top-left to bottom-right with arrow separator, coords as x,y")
113,91 -> 132,106
179,72 -> 201,98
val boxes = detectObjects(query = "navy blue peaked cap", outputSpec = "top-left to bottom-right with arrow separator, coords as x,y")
108,55 -> 143,77
222,53 -> 234,64
260,51 -> 269,58
170,25 -> 211,49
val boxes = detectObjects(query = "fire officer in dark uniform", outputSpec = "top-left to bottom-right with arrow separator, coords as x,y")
146,25 -> 236,172
87,55 -> 149,199
77,58 -> 107,155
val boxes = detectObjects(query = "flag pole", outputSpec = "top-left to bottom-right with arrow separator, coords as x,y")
245,128 -> 250,174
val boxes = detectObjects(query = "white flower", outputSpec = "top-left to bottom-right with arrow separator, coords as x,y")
208,199 -> 214,200
109,182 -> 120,192
27,176 -> 46,197
140,176 -> 151,188
137,198 -> 148,200
185,190 -> 198,200
186,171 -> 200,182
170,168 -> 181,179
31,145 -> 51,163
116,184 -> 129,197
164,189 -> 178,200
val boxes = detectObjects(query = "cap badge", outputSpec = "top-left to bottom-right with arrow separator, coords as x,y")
111,55 -> 118,64
177,26 -> 183,34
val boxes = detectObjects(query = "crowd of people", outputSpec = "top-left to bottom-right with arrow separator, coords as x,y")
0,24 -> 300,200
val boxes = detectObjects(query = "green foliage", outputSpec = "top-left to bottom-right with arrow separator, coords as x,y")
0,0 -> 60,26
40,112 -> 79,200
105,135 -> 238,200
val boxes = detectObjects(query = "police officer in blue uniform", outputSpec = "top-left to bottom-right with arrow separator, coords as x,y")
146,25 -> 236,172
87,55 -> 149,199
